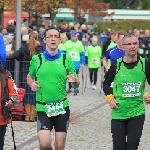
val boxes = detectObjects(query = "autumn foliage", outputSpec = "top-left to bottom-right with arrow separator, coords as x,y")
0,0 -> 111,23
71,0 -> 111,20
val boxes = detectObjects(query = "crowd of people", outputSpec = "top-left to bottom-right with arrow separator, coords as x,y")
1,17 -> 150,150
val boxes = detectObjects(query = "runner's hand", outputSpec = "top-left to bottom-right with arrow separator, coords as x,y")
67,73 -> 77,83
144,94 -> 150,103
109,99 -> 118,109
31,81 -> 40,92
106,67 -> 110,72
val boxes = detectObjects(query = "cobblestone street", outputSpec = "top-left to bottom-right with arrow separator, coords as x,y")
4,68 -> 150,150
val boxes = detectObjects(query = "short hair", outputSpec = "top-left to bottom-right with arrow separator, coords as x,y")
60,33 -> 67,38
122,33 -> 139,45
117,30 -> 126,38
6,24 -> 15,33
44,27 -> 60,38
92,36 -> 98,41
110,31 -> 118,36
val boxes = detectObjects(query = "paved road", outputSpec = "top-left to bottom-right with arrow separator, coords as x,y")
4,67 -> 150,150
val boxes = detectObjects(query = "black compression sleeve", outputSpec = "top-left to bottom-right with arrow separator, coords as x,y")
103,62 -> 117,95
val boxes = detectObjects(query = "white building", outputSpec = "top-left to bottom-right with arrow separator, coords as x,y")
41,8 -> 150,22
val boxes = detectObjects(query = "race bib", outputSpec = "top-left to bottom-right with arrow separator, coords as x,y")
92,58 -> 98,64
45,101 -> 66,117
121,82 -> 142,97
69,51 -> 77,58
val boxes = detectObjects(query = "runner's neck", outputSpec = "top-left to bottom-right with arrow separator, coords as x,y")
123,55 -> 138,63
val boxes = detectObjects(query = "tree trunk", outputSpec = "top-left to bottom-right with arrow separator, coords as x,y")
28,0 -> 34,25
48,5 -> 56,26
50,13 -> 56,25
0,11 -> 4,27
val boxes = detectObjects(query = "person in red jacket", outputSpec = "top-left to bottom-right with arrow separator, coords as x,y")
0,65 -> 17,150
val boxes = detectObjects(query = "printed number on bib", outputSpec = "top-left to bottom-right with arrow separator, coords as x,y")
45,101 -> 66,117
92,58 -> 98,64
69,51 -> 77,58
122,82 -> 142,97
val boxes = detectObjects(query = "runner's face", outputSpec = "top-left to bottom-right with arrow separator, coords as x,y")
92,40 -> 97,46
71,35 -> 77,41
60,36 -> 67,43
123,37 -> 139,57
118,35 -> 124,48
112,34 -> 118,42
44,29 -> 60,51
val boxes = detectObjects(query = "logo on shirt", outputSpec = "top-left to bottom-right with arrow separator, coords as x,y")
120,72 -> 126,77
56,61 -> 60,64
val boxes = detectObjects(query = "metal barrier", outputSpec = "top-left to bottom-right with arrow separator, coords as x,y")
1,59 -> 35,106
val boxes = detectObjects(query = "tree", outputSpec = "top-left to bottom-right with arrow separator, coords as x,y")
2,0 -> 73,24
32,0 -> 73,24
71,0 -> 111,22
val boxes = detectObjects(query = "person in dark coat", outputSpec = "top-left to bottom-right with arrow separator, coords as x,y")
13,31 -> 43,122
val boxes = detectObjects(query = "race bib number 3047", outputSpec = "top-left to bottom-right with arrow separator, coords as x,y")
45,101 -> 66,117
121,82 -> 142,97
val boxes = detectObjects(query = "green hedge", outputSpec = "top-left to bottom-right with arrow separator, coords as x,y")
94,20 -> 150,34
55,20 -> 150,34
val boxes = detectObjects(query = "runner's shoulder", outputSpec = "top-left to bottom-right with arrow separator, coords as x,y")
107,46 -> 118,53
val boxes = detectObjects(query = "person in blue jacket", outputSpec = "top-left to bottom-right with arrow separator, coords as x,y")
0,25 -> 6,68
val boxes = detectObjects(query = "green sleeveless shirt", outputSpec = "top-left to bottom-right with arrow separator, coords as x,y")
112,57 -> 146,119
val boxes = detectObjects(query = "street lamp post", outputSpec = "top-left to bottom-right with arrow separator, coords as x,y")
14,0 -> 22,87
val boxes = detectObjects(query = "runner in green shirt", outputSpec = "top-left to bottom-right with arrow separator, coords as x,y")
27,27 -> 80,150
58,33 -> 67,54
85,36 -> 102,90
103,32 -> 150,150
65,30 -> 85,94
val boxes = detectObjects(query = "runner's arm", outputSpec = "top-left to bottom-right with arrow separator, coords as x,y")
80,51 -> 85,65
26,55 -> 37,87
26,74 -> 35,87
103,63 -> 117,95
102,57 -> 109,71
145,60 -> 150,84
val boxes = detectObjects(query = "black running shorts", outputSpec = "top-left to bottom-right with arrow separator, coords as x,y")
37,106 -> 70,133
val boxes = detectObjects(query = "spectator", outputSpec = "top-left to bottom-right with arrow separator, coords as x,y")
100,31 -> 107,48
22,18 -> 29,28
91,23 -> 98,35
38,28 -> 46,50
0,25 -> 6,68
106,28 -> 111,39
142,30 -> 150,60
13,31 -> 44,122
21,27 -> 29,45
0,64 -> 17,150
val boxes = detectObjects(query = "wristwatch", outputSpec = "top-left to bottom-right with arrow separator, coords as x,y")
8,97 -> 15,103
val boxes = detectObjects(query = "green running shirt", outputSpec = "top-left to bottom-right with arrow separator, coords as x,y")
85,45 -> 102,68
58,42 -> 66,51
65,40 -> 84,61
29,53 -> 76,112
112,57 -> 146,119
